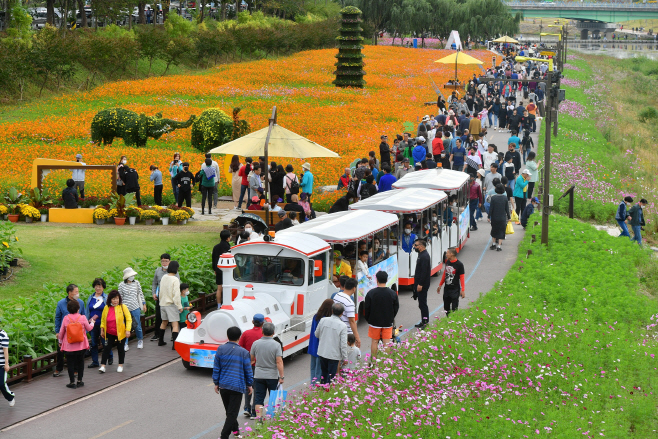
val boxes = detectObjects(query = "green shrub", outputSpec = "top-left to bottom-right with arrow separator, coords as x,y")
638,106 -> 658,123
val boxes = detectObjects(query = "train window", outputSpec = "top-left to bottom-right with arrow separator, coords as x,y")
309,252 -> 328,285
265,307 -> 271,315
233,254 -> 305,286
274,304 -> 279,311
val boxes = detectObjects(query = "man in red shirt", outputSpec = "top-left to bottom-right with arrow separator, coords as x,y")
237,157 -> 253,210
431,135 -> 444,163
238,313 -> 264,418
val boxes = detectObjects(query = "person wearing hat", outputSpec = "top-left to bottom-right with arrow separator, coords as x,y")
0,316 -> 16,406
72,153 -> 86,199
513,169 -> 531,218
300,163 -> 314,203
247,196 -> 263,211
379,135 -> 391,167
520,197 -> 539,229
274,210 -> 293,232
269,197 -> 283,212
332,250 -> 352,285
395,158 -> 413,180
238,313 -> 264,418
118,267 -> 146,351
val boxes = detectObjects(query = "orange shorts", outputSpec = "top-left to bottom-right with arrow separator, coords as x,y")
368,326 -> 393,341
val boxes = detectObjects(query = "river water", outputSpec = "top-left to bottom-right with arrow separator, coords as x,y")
569,42 -> 658,60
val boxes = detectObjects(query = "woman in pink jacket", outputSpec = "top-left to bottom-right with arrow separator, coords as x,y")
58,300 -> 96,389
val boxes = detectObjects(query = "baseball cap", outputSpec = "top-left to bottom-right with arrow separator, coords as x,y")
75,153 -> 82,159
522,169 -> 531,175
251,196 -> 259,202
532,197 -> 539,203
416,136 -> 426,143
253,313 -> 265,323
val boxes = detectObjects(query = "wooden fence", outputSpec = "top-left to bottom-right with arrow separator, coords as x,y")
6,292 -> 218,385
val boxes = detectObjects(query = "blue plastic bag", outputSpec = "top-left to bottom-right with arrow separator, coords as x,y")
265,384 -> 287,417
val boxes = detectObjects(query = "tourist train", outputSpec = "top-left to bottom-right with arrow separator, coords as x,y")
175,169 -> 470,368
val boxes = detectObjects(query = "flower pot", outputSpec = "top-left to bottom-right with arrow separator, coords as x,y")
114,217 -> 126,226
0,267 -> 7,276
40,214 -> 48,222
144,219 -> 154,225
25,217 -> 33,223
3,215 -> 7,220
183,219 -> 188,225
129,216 -> 137,225
8,214 -> 18,223
9,258 -> 18,267
95,219 -> 105,225
161,218 -> 169,225
177,220 -> 184,225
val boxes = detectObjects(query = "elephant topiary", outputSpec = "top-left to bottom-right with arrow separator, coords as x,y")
191,107 -> 250,152
91,108 -> 196,147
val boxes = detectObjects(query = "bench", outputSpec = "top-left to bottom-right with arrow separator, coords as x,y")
240,209 -> 297,229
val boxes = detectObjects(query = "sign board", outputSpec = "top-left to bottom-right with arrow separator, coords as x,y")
540,51 -> 556,57
458,205 -> 470,242
356,255 -> 398,302
189,348 -> 215,368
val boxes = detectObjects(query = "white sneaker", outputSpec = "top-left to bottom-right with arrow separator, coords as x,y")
137,340 -> 143,349
9,398 -> 15,407
117,366 -> 124,373
99,365 -> 106,373
124,344 -> 129,352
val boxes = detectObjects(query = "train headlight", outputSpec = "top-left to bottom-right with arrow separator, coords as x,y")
188,313 -> 197,323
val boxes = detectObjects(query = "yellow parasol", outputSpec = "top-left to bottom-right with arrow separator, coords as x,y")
209,107 -> 339,199
434,51 -> 484,84
493,36 -> 519,44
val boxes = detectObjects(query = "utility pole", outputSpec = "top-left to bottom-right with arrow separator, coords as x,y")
542,72 -> 554,245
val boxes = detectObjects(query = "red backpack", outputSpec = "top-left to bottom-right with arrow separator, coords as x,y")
66,314 -> 85,344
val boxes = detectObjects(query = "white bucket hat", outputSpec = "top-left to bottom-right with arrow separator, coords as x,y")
123,267 -> 138,280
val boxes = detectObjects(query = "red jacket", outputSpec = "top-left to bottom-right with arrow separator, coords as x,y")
432,138 -> 444,156
468,181 -> 483,203
239,326 -> 263,353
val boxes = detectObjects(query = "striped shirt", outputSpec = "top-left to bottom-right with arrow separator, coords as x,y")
212,342 -> 253,394
0,330 -> 8,366
118,280 -> 145,312
333,292 -> 356,334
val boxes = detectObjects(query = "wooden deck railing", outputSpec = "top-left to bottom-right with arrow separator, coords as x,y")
6,292 -> 218,385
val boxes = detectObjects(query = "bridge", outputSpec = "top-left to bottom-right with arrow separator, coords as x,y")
505,2 -> 658,39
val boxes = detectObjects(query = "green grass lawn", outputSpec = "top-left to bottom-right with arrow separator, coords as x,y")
0,224 -> 219,301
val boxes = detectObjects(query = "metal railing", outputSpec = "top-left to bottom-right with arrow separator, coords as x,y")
6,292 -> 218,385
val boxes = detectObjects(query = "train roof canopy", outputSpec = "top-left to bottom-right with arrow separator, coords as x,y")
349,188 -> 447,214
392,169 -> 470,191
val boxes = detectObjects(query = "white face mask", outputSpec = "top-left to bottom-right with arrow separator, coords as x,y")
127,276 -> 135,282
404,229 -> 411,235
245,227 -> 253,233
452,202 -> 457,207
73,293 -> 80,300
122,159 -> 127,164
162,264 -> 168,270
432,216 -> 438,221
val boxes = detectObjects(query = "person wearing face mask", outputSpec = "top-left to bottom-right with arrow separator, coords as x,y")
118,267 -> 146,351
174,162 -> 194,208
401,223 -> 417,253
117,156 -> 128,196
53,284 -> 88,377
150,254 -> 179,342
242,221 -> 261,241
178,283 -> 192,329
212,230 -> 232,306
169,152 -> 184,203
99,290 -> 132,373
372,237 -> 386,264
412,239 -> 431,328
158,261 -> 183,348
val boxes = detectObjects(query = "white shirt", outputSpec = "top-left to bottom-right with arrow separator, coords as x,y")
483,151 -> 498,169
332,292 -> 356,334
72,162 -> 86,181
356,260 -> 369,278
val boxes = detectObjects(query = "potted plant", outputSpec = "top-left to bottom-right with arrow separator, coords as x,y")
181,206 -> 195,220
39,207 -> 49,222
93,207 -> 110,225
0,204 -> 7,220
20,205 -> 40,223
141,209 -> 159,225
159,208 -> 171,225
110,192 -> 135,226
4,188 -> 26,223
126,206 -> 141,225
29,188 -> 53,216
170,209 -> 189,225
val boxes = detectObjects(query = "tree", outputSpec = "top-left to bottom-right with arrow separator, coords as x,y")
346,0 -> 392,45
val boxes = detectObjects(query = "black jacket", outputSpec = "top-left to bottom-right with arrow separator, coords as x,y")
212,241 -> 231,275
283,202 -> 306,222
364,287 -> 399,328
489,194 -> 510,222
174,170 -> 194,192
274,218 -> 293,232
504,151 -> 522,174
329,195 -> 350,214
379,141 -> 391,166
124,168 -> 140,192
413,249 -> 431,291
62,186 -> 78,209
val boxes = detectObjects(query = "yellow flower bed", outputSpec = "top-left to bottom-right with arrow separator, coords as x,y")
93,208 -> 111,220
20,205 -> 41,219
140,209 -> 160,220
170,210 -> 190,222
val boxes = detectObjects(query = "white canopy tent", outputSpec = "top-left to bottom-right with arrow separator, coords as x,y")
445,30 -> 463,51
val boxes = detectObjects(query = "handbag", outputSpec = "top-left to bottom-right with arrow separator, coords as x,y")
505,221 -> 515,235
510,210 -> 519,223
266,384 -> 287,417
66,314 -> 85,344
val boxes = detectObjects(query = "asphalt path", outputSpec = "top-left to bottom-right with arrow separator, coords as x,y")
2,120 -> 539,439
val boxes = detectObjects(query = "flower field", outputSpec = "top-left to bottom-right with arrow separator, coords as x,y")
260,216 -> 658,438
0,46 -> 490,203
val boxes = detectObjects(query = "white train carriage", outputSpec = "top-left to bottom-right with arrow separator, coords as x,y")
349,188 -> 448,287
175,232 -> 335,368
392,169 -> 471,252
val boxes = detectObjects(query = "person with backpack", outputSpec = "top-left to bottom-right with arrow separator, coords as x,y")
199,158 -> 216,215
284,164 -> 300,203
99,290 -> 132,373
358,175 -> 378,200
615,196 -> 633,238
58,299 -> 96,388
53,284 -> 88,378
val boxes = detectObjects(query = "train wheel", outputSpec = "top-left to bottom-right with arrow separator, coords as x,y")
182,359 -> 192,369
